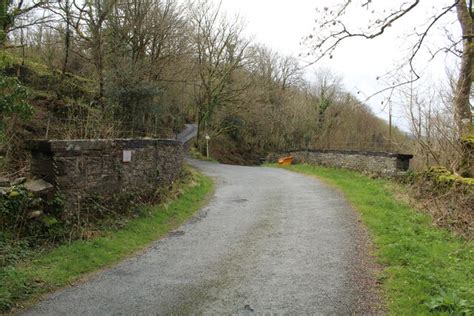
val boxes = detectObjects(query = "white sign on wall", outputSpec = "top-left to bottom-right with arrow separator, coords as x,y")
123,150 -> 132,163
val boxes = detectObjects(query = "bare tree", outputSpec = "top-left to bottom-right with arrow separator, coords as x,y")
0,0 -> 52,47
69,0 -> 116,99
187,0 -> 249,149
56,0 -> 73,74
305,0 -> 473,174
453,1 -> 473,137
247,45 -> 302,90
401,71 -> 471,171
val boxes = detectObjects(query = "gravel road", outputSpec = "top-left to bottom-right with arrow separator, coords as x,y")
23,160 -> 380,315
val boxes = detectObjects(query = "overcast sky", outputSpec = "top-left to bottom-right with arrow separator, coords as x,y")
211,0 -> 461,131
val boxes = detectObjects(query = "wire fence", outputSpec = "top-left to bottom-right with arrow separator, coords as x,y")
43,116 -> 178,140
39,113 -> 411,155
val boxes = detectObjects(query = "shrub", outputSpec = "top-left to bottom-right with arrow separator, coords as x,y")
0,75 -> 32,122
0,186 -> 65,242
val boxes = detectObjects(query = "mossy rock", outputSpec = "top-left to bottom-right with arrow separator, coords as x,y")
425,166 -> 474,188
426,166 -> 452,177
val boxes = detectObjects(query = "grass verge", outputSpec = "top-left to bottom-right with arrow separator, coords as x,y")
188,146 -> 218,163
273,164 -> 473,315
0,167 -> 213,313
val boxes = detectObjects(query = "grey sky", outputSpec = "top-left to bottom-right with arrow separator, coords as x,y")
213,0 -> 461,131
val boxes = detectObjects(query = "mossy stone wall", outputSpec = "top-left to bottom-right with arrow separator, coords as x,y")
268,149 -> 413,176
28,139 -> 184,216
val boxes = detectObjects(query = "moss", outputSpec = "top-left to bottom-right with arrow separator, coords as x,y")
0,51 -> 15,70
1,51 -> 96,101
461,177 -> 474,185
462,134 -> 474,149
426,166 -> 474,188
463,135 -> 474,143
8,191 -> 19,198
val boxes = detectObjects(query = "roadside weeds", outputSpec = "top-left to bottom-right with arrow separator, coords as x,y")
0,167 -> 213,314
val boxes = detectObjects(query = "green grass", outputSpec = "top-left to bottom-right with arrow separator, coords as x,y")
273,164 -> 473,315
0,168 -> 213,312
188,146 -> 218,163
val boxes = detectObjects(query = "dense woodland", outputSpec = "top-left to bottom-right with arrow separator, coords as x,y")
0,0 -> 412,170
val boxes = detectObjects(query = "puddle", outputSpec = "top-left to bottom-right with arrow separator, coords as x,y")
168,230 -> 185,237
232,199 -> 248,203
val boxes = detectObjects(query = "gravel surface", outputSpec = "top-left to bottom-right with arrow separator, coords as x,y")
22,160 -> 382,315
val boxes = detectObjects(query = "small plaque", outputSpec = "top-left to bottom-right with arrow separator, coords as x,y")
123,150 -> 132,163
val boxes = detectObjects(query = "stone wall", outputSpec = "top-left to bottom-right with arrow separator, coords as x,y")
268,149 -> 413,176
28,139 -> 184,215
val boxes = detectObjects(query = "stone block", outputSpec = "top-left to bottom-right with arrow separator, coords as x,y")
24,179 -> 55,197
0,177 -> 10,187
12,177 -> 27,186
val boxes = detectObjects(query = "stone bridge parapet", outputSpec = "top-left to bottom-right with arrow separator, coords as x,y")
28,138 -> 183,215
267,149 -> 413,176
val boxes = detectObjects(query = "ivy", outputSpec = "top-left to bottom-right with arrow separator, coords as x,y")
0,74 -> 32,133
0,75 -> 31,116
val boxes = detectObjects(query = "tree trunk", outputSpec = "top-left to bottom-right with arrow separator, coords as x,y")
97,37 -> 104,101
62,0 -> 71,75
455,1 -> 474,176
0,0 -> 10,47
62,29 -> 71,75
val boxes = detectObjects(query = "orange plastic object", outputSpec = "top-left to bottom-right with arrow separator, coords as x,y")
278,156 -> 293,166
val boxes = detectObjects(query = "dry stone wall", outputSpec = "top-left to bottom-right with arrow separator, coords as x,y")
268,149 -> 413,176
28,139 -> 184,216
